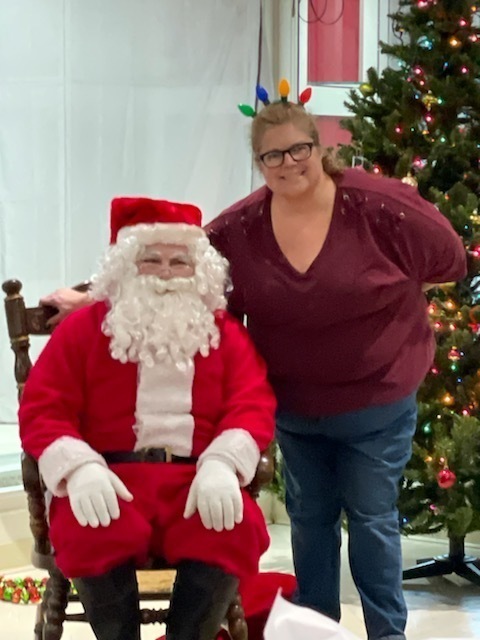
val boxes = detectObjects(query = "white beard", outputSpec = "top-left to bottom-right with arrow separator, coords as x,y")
102,274 -> 220,370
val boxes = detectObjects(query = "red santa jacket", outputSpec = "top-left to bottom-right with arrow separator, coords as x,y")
19,302 -> 276,496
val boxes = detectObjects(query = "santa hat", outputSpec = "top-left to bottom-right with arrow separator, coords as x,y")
110,197 -> 205,246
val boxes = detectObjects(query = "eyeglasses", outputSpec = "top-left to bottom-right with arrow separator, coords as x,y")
136,251 -> 194,271
259,142 -> 315,168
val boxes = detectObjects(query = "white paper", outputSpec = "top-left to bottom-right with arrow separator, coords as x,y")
264,591 -> 361,640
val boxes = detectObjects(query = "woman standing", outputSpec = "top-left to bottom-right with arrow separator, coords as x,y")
204,97 -> 466,640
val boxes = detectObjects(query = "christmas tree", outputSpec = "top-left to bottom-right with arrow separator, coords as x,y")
338,0 -> 480,584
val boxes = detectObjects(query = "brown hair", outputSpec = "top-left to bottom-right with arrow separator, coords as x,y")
250,102 -> 344,176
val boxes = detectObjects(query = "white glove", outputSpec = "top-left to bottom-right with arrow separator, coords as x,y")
184,459 -> 243,532
66,462 -> 133,528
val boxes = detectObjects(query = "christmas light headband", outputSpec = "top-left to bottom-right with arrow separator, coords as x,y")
238,78 -> 312,118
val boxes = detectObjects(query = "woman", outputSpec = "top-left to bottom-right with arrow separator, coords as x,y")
206,100 -> 466,640
42,98 -> 466,640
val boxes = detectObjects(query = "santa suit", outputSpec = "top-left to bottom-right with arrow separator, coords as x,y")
19,301 -> 276,579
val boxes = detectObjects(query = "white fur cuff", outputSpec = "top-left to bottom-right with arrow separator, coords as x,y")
117,222 -> 205,246
38,436 -> 107,497
198,429 -> 260,487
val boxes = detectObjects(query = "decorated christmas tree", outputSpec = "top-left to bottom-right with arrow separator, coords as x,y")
338,0 -> 480,584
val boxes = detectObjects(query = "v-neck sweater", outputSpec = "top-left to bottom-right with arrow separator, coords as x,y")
206,169 -> 467,416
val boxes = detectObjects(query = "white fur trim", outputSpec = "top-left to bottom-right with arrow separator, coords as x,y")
117,222 -> 205,246
38,436 -> 107,497
198,429 -> 260,487
133,360 -> 195,455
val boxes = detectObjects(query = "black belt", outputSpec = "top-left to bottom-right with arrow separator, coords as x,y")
102,448 -> 198,465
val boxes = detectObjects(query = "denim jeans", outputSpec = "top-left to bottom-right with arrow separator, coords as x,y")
276,393 -> 417,640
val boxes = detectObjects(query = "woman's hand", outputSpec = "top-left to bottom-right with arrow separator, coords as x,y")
40,288 -> 93,326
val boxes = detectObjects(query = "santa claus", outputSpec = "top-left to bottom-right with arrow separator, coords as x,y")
19,197 -> 276,640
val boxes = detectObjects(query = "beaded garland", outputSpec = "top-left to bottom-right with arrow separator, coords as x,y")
0,575 -> 77,604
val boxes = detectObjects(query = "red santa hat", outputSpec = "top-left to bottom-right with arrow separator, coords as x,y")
110,197 -> 205,246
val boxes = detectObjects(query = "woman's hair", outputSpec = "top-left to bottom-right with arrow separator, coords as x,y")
250,102 -> 344,176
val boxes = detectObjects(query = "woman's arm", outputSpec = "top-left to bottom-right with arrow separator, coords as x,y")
40,286 -> 93,326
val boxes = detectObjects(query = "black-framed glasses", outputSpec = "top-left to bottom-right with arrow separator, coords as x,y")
259,142 -> 315,168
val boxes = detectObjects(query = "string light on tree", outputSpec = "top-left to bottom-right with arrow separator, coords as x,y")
449,35 -> 462,48
448,346 -> 461,361
422,422 -> 433,434
444,299 -> 456,310
441,392 -> 455,406
470,209 -> 480,225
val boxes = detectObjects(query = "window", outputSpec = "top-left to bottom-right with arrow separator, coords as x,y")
298,0 -> 400,149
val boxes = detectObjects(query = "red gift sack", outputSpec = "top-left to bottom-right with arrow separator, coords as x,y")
156,571 -> 296,640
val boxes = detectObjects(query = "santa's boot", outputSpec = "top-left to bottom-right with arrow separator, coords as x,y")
73,561 -> 140,640
166,560 -> 239,640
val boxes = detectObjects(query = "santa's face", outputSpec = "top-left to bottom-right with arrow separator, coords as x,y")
135,242 -> 194,280
91,232 -> 228,368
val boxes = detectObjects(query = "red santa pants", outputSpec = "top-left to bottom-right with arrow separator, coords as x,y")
49,462 -> 269,579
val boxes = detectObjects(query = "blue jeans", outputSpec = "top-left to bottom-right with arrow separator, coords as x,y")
276,393 -> 417,640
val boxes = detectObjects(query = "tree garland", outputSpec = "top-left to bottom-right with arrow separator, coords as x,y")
0,575 -> 77,604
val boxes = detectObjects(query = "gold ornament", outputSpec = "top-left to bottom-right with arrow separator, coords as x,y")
359,83 -> 374,97
401,172 -> 418,188
421,91 -> 439,111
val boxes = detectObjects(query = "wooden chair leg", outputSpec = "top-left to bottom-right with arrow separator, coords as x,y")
42,567 -> 70,640
226,592 -> 248,640
34,599 -> 45,640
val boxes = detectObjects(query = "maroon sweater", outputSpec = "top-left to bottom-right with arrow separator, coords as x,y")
206,169 -> 467,416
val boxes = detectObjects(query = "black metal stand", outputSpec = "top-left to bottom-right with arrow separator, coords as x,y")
403,535 -> 480,586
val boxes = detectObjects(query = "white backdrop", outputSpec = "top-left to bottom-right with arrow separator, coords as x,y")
0,0 -> 261,423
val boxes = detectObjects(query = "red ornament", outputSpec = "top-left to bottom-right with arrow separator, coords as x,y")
298,87 -> 312,105
437,468 -> 457,489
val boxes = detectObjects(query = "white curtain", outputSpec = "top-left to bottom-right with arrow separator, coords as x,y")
0,0 -> 261,424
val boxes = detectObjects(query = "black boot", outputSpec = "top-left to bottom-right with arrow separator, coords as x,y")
73,561 -> 141,640
166,560 -> 239,640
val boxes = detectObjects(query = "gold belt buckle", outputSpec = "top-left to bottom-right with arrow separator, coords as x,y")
164,446 -> 173,463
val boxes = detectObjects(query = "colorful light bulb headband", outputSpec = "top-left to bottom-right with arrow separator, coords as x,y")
238,78 -> 312,118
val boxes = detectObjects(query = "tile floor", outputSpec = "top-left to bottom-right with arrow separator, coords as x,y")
0,524 -> 479,639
